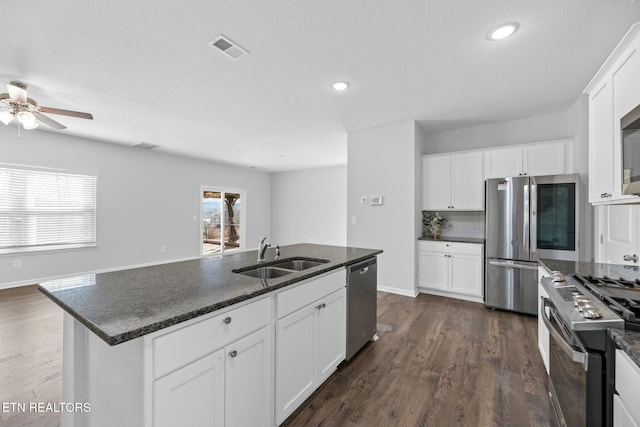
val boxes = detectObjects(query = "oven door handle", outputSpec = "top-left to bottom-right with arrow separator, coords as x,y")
540,297 -> 588,370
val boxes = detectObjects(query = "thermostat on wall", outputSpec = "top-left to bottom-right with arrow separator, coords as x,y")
370,195 -> 383,205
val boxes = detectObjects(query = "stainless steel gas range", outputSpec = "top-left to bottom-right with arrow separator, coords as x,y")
540,273 -> 627,427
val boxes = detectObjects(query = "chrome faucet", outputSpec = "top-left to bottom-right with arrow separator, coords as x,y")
258,237 -> 271,263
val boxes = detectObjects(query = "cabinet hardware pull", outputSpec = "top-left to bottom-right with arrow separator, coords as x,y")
223,317 -> 232,325
316,303 -> 326,310
229,350 -> 237,358
623,254 -> 639,263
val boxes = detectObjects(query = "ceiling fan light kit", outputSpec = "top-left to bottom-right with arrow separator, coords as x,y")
0,81 -> 93,132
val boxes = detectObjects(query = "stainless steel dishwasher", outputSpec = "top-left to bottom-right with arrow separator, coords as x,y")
346,257 -> 377,360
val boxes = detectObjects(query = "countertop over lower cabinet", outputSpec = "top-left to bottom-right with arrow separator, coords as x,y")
538,258 -> 640,282
418,235 -> 486,245
38,243 -> 383,346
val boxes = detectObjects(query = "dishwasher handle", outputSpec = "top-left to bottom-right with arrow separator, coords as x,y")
349,257 -> 376,274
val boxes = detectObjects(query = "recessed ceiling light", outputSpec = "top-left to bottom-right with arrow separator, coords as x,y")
488,23 -> 519,41
331,81 -> 350,92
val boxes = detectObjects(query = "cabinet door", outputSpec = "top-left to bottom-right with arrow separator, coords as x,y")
153,349 -> 225,427
537,267 -> 550,374
589,80 -> 615,202
317,289 -> 346,383
483,147 -> 522,179
589,80 -> 613,203
225,326 -> 272,427
523,143 -> 565,176
451,151 -> 484,210
275,304 -> 317,425
422,155 -> 451,210
613,47 -> 640,121
418,251 -> 449,291
614,394 -> 640,427
449,253 -> 483,297
600,204 -> 640,265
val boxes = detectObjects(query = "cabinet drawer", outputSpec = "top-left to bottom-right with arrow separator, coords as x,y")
277,269 -> 344,319
154,297 -> 271,378
418,240 -> 483,256
616,349 -> 640,424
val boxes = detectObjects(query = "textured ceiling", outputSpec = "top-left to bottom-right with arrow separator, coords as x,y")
2,1 -> 640,171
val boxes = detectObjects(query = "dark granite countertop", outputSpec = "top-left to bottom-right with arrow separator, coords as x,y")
418,236 -> 485,244
609,328 -> 640,367
538,258 -> 640,281
38,243 -> 382,346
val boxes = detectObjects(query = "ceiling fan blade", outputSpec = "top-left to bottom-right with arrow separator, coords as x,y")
6,83 -> 27,103
33,111 -> 67,130
39,106 -> 93,120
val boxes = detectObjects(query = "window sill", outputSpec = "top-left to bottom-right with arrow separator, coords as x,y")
0,243 -> 98,256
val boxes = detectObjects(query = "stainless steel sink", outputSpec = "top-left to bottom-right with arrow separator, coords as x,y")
270,258 -> 329,271
235,266 -> 293,279
232,257 -> 329,279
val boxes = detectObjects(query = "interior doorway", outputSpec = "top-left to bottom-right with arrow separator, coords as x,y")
201,188 -> 244,256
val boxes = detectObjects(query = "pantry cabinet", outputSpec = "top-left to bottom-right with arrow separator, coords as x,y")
585,24 -> 640,204
483,141 -> 568,179
417,240 -> 484,302
422,151 -> 483,211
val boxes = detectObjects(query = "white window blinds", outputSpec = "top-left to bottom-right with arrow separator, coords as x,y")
0,166 -> 97,253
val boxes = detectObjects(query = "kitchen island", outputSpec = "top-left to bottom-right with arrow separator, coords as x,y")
38,243 -> 382,427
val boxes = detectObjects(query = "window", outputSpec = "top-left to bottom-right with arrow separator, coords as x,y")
0,165 -> 97,254
202,189 -> 243,256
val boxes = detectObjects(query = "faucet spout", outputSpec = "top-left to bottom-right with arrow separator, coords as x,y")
258,237 -> 271,262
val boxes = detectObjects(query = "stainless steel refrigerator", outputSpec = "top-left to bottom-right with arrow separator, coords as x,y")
485,176 -> 539,315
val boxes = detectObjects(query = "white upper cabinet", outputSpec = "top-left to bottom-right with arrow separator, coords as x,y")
585,23 -> 640,205
422,151 -> 483,211
483,140 -> 569,179
589,79 -> 615,203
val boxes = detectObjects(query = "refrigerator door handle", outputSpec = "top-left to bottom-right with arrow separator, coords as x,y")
523,182 -> 530,258
530,181 -> 537,259
488,260 -> 539,270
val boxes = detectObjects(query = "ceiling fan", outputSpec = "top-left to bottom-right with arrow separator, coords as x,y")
0,81 -> 93,130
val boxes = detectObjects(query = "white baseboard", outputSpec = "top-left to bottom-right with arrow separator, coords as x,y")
377,285 -> 418,298
417,287 -> 484,304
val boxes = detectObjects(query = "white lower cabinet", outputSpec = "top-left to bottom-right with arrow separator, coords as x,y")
275,287 -> 346,425
537,266 -> 550,374
615,349 -> 640,427
154,349 -> 225,427
417,240 -> 484,302
153,318 -> 272,427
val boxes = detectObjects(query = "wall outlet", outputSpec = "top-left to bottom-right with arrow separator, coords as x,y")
351,215 -> 358,224
13,260 -> 22,269
160,246 -> 166,253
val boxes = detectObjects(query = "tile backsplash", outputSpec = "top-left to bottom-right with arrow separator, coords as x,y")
422,211 -> 485,239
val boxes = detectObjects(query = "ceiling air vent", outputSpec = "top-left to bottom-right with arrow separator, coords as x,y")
133,142 -> 159,150
209,35 -> 248,60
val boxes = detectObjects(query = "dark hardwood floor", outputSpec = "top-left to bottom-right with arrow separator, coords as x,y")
0,287 -> 550,427
282,292 -> 550,427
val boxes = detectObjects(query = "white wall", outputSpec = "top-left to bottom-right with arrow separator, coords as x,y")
347,121 -> 420,296
0,126 -> 271,288
422,112 -> 570,154
271,165 -> 347,247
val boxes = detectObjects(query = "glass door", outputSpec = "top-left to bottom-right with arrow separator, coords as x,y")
202,190 -> 242,256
